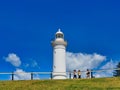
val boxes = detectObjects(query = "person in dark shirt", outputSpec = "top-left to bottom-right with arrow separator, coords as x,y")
86,69 -> 90,78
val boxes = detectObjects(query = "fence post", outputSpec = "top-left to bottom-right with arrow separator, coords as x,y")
12,72 -> 14,80
50,72 -> 52,80
69,72 -> 71,79
31,72 -> 33,80
91,70 -> 93,78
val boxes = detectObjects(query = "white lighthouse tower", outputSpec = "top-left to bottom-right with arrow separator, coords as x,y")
51,29 -> 67,79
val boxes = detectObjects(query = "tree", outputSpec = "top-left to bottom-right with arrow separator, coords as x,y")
114,62 -> 120,77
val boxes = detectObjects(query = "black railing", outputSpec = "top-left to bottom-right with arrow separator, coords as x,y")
0,68 -> 120,80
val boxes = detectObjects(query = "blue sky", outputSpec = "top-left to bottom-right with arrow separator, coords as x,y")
0,0 -> 120,79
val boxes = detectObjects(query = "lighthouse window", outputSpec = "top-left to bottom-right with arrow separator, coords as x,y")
56,34 -> 63,38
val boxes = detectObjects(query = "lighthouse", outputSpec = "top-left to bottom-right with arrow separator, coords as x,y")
51,29 -> 67,79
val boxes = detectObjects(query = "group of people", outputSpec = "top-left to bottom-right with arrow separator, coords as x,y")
73,70 -> 81,79
73,69 -> 90,79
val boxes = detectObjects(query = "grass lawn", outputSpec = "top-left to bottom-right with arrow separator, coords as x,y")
0,77 -> 120,90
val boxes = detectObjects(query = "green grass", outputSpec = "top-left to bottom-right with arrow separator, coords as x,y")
0,77 -> 120,90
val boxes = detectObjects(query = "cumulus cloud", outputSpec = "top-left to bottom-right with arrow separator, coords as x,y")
13,68 -> 40,80
4,53 -> 21,67
66,52 -> 106,71
94,60 -> 117,78
13,69 -> 31,80
101,59 -> 116,69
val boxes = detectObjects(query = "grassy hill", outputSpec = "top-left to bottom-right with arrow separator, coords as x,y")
0,77 -> 120,90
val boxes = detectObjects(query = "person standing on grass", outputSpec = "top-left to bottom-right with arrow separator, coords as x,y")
86,69 -> 90,78
73,70 -> 77,79
78,70 -> 81,79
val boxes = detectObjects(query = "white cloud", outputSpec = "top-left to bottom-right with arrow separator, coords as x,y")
101,59 -> 116,69
4,53 -> 21,67
66,52 -> 106,71
31,60 -> 40,68
24,60 -> 40,69
94,71 -> 113,78
13,69 -> 31,80
33,74 -> 41,80
94,60 -> 117,78
12,68 -> 40,80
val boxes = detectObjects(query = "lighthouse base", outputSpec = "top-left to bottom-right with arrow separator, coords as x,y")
52,72 -> 67,79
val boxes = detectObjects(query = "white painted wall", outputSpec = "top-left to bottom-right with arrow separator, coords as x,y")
52,45 -> 67,79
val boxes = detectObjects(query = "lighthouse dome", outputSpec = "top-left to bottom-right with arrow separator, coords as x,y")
55,29 -> 64,39
52,29 -> 67,47
56,28 -> 63,34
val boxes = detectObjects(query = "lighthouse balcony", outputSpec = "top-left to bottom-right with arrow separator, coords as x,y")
52,39 -> 67,46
